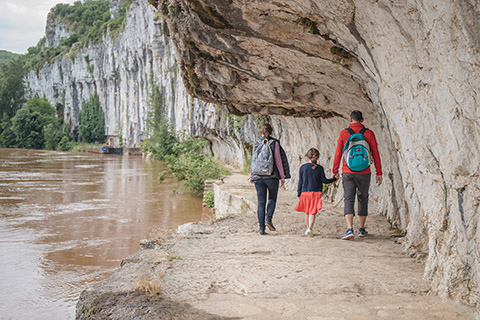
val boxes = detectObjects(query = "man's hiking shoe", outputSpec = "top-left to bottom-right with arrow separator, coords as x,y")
305,228 -> 313,237
358,228 -> 368,237
266,221 -> 276,231
341,228 -> 354,240
259,229 -> 266,235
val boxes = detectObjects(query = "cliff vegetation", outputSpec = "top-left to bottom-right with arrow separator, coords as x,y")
24,0 -> 133,71
0,50 -> 19,66
141,82 -> 229,193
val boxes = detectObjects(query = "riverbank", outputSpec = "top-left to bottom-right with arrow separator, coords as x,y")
75,172 -> 477,319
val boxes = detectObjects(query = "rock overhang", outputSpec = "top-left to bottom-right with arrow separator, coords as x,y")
150,0 -> 377,119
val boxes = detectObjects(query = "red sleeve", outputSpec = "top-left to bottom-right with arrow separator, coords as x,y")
366,130 -> 382,176
332,130 -> 346,174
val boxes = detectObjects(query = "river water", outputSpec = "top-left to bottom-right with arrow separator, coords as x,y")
0,148 -> 204,320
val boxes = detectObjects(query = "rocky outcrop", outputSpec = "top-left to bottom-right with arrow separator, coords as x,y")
45,18 -> 72,47
151,0 -> 480,311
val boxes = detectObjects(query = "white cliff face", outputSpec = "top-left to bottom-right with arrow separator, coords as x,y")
353,1 -> 479,308
27,0 -> 479,312
45,18 -> 72,47
27,0 -> 173,146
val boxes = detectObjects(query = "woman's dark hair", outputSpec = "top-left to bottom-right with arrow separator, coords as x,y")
306,148 -> 320,169
260,123 -> 273,137
350,110 -> 363,122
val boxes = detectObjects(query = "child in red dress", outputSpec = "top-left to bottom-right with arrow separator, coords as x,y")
295,148 -> 337,236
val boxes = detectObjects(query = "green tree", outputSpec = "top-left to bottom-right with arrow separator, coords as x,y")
0,113 -> 16,147
0,58 -> 25,118
141,119 -> 177,161
145,76 -> 165,136
78,94 -> 105,143
44,122 -> 63,150
12,98 -> 57,149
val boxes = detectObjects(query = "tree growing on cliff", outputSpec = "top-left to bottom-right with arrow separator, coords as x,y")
11,98 -> 57,149
78,94 -> 105,143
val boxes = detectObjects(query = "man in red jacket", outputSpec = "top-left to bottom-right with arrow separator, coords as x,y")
333,110 -> 382,240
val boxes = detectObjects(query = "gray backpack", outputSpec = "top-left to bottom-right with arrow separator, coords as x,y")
251,138 -> 274,176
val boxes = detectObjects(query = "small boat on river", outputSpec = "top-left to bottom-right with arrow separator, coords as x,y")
101,146 -> 123,154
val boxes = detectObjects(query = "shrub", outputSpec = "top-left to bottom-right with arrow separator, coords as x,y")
57,135 -> 73,151
142,77 -> 229,194
142,122 -> 229,193
203,190 -> 214,208
165,136 -> 229,193
157,170 -> 167,183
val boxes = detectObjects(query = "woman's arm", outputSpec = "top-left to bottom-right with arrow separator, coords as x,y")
274,142 -> 285,179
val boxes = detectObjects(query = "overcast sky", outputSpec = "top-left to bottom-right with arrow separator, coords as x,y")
0,0 -> 76,54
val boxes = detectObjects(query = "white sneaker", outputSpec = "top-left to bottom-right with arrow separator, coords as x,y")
305,228 -> 313,237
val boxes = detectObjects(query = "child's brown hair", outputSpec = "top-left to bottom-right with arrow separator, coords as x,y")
305,148 -> 320,169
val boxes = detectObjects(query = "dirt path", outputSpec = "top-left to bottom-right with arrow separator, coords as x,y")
159,173 -> 476,320
76,172 -> 477,319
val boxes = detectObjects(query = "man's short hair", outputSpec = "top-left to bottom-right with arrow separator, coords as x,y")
350,110 -> 363,122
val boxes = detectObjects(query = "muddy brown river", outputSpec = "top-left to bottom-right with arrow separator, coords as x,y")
0,148 -> 204,320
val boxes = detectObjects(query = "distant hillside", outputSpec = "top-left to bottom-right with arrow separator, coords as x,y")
0,50 -> 19,65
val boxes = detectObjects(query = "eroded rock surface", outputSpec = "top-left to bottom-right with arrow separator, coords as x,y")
152,0 -> 480,310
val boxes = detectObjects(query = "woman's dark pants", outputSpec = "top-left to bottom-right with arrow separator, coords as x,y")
254,178 -> 279,231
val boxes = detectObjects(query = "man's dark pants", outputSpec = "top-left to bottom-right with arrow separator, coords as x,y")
342,173 -> 371,216
253,178 -> 279,231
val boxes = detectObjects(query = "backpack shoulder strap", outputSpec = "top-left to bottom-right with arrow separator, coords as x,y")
346,128 -> 354,135
359,128 -> 368,135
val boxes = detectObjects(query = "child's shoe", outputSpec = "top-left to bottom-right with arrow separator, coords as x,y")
305,228 -> 313,237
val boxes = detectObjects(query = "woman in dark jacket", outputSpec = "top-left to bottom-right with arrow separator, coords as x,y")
250,124 -> 290,235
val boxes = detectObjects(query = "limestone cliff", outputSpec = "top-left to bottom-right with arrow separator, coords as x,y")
150,0 -> 480,310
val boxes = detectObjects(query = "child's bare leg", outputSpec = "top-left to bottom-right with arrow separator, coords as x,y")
308,214 -> 316,229
305,214 -> 309,228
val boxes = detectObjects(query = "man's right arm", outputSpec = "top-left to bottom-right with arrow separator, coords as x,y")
332,131 -> 344,176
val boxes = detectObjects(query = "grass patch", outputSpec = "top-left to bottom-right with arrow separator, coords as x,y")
135,273 -> 163,299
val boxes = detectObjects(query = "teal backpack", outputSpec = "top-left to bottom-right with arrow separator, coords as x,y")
342,128 -> 373,171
